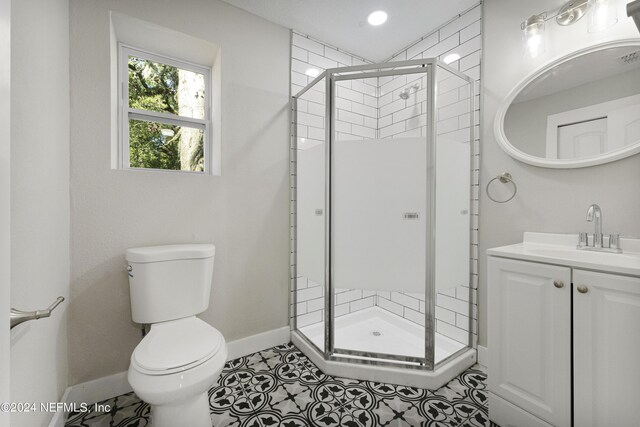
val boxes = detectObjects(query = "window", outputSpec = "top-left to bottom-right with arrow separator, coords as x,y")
119,45 -> 211,173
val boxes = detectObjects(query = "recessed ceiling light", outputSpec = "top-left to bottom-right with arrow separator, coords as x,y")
443,53 -> 461,64
367,10 -> 388,26
305,68 -> 320,78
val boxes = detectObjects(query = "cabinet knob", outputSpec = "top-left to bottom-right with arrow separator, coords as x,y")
577,285 -> 589,294
553,280 -> 564,289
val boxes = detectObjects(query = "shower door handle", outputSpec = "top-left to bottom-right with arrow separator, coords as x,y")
10,296 -> 65,329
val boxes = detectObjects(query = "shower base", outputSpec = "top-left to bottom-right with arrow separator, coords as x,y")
293,306 -> 476,389
299,306 -> 465,363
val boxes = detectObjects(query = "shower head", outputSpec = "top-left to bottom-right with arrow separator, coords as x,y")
398,84 -> 419,100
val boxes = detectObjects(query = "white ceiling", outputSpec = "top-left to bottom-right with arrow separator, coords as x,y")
220,0 -> 479,62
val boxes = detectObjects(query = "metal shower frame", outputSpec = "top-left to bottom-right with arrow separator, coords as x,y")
290,57 -> 475,371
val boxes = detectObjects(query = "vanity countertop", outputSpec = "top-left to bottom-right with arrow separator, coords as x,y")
488,232 -> 640,276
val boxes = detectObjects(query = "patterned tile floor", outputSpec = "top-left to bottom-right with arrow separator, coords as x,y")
66,343 -> 489,427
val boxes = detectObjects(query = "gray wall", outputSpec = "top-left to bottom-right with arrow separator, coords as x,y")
505,68 -> 640,157
480,0 -> 640,347
10,0 -> 70,425
69,0 -> 291,384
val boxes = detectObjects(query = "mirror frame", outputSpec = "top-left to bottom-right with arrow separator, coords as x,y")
494,39 -> 640,169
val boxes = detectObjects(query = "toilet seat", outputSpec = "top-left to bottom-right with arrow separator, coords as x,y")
132,317 -> 223,376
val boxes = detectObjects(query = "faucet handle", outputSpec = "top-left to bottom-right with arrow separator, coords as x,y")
609,234 -> 620,250
578,232 -> 588,247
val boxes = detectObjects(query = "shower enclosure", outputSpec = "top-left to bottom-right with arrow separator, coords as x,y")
290,58 -> 476,387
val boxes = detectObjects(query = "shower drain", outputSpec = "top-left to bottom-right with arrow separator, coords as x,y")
371,331 -> 382,337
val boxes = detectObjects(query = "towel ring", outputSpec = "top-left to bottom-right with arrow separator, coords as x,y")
486,172 -> 517,203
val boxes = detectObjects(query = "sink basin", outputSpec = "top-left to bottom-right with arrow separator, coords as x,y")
488,232 -> 640,276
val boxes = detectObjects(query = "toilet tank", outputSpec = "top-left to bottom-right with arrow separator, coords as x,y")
126,244 -> 215,324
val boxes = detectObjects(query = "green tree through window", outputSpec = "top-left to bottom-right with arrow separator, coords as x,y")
127,55 -> 206,171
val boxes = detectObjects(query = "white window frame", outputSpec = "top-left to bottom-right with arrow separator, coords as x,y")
119,44 -> 212,173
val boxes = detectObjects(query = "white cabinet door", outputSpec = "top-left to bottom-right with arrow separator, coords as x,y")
488,257 -> 571,427
573,270 -> 640,427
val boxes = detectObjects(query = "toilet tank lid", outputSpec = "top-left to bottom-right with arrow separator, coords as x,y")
126,244 -> 215,263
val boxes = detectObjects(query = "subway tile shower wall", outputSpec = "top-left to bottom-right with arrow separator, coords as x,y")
290,3 -> 481,348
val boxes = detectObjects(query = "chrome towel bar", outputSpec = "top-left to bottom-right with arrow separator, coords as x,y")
10,296 -> 65,329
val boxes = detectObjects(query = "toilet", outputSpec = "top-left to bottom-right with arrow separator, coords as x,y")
125,244 -> 227,427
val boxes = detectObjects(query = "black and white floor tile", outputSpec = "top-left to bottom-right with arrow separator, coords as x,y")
66,343 -> 489,427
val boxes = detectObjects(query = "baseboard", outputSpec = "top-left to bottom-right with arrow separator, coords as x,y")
477,345 -> 488,368
49,325 -> 291,427
226,326 -> 291,360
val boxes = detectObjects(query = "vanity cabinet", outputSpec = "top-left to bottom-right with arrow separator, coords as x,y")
488,257 -> 571,427
488,252 -> 640,427
573,270 -> 640,427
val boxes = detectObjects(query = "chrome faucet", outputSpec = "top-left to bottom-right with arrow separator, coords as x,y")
577,204 -> 622,253
586,204 -> 603,247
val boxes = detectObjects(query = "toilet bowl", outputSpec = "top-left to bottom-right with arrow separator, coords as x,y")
128,317 -> 227,427
125,244 -> 225,427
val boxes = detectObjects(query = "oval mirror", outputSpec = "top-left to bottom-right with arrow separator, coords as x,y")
495,40 -> 640,168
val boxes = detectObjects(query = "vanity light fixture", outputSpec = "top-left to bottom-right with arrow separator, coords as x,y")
367,10 -> 388,26
522,0 -> 619,57
589,0 -> 619,32
522,14 -> 546,58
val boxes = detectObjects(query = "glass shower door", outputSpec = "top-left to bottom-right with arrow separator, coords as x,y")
330,69 -> 431,364
292,75 -> 327,353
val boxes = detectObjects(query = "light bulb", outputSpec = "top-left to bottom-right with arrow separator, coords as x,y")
588,0 -> 618,32
522,14 -> 546,58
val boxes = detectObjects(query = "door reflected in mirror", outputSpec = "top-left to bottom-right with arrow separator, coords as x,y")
497,41 -> 640,168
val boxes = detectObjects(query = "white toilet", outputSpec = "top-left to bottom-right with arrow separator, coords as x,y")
125,244 -> 227,427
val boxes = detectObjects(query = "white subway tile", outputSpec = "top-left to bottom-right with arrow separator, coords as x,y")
423,33 -> 459,59
292,45 -> 308,62
338,110 -> 365,126
391,292 -> 420,311
436,320 -> 468,345
292,33 -> 324,56
307,101 -> 325,118
380,98 -> 406,117
337,86 -> 364,104
378,297 -> 403,316
404,307 -> 425,326
335,303 -> 350,318
406,33 -> 439,59
307,296 -> 325,312
297,310 -> 324,328
363,116 -> 377,129
334,120 -> 351,134
351,124 -> 376,139
350,296 -> 375,312
363,94 -> 377,108
436,294 -> 468,315
308,52 -> 338,70
393,104 -> 422,123
291,71 -> 308,87
435,306 -> 456,325
291,58 -> 311,75
439,5 -> 481,40
336,289 -> 362,305
460,20 -> 481,43
297,286 -> 323,302
335,97 -> 351,112
379,122 -> 405,139
351,102 -> 377,119
324,46 -> 353,66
